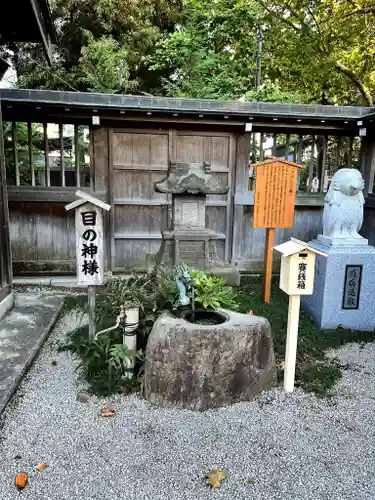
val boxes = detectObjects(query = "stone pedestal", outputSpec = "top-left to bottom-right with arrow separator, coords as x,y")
301,238 -> 375,331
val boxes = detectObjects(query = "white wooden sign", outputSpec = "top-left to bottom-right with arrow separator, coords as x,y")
65,190 -> 111,287
75,203 -> 104,286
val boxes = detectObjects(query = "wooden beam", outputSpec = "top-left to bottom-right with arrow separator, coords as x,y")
12,122 -> 20,186
74,124 -> 80,188
28,122 -> 35,186
7,186 -> 107,203
320,136 -> 328,193
259,132 -> 264,161
43,122 -> 50,187
347,136 -> 354,167
307,135 -> 315,192
232,133 -> 251,263
284,133 -> 290,159
296,135 -> 303,191
59,123 -> 65,187
334,136 -> 342,173
272,133 -> 277,156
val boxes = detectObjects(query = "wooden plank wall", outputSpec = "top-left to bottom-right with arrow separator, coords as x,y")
235,206 -> 323,271
7,123 -> 371,275
111,128 -> 170,271
9,202 -> 76,274
110,127 -> 234,271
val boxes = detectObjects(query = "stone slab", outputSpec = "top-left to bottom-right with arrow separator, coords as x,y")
144,309 -> 277,411
301,240 -> 375,331
0,291 -> 66,416
317,234 -> 368,247
173,196 -> 206,230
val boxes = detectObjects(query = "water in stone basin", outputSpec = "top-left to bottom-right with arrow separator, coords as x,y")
180,309 -> 227,325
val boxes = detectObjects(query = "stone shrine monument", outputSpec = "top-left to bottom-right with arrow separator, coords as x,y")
301,168 -> 375,331
147,161 -> 240,284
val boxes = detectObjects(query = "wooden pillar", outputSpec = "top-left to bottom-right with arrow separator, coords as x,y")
232,133 -> 251,265
0,101 -> 13,293
360,132 -> 375,197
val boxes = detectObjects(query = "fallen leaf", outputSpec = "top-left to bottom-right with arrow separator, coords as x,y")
100,406 -> 116,418
247,478 -> 257,485
205,469 -> 228,488
15,472 -> 28,490
36,463 -> 48,472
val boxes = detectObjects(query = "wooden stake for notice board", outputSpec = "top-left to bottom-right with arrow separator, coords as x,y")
252,157 -> 304,303
263,228 -> 275,303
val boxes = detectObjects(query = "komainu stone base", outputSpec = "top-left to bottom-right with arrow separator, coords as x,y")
144,310 -> 277,411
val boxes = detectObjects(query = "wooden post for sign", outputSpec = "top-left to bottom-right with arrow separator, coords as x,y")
263,228 -> 275,303
65,190 -> 111,340
284,294 -> 301,392
273,238 -> 327,392
88,286 -> 96,340
252,157 -> 304,303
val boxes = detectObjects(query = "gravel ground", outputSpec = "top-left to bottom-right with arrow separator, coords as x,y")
1,313 -> 375,500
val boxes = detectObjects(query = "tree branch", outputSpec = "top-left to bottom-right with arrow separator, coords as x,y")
335,61 -> 373,106
306,6 -> 329,55
343,5 -> 375,17
256,0 -> 301,31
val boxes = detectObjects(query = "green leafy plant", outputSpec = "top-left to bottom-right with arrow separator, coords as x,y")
190,269 -> 239,311
61,268 -> 178,395
59,325 -> 143,395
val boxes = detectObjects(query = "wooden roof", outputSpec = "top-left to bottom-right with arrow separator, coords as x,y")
0,0 -> 57,64
0,89 -> 372,134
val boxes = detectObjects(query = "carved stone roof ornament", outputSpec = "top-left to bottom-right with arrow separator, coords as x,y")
154,162 -> 229,195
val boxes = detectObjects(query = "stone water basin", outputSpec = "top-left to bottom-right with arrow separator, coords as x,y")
144,309 -> 277,411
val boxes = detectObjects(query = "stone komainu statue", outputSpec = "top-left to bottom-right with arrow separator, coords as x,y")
322,168 -> 365,239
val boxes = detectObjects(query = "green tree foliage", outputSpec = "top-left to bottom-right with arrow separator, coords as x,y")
257,0 -> 375,106
12,0 -> 183,94
7,0 -> 375,105
148,0 -> 266,99
77,33 -> 137,93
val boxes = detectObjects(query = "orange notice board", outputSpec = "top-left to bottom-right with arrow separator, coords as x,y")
251,157 -> 304,303
253,158 -> 303,229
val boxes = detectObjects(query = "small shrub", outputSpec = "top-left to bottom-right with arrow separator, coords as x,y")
58,325 -> 143,396
190,269 -> 239,311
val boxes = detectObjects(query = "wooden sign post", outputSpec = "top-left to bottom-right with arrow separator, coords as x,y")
252,157 -> 304,303
65,190 -> 111,340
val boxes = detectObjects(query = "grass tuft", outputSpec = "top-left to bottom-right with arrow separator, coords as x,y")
236,278 -> 375,395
